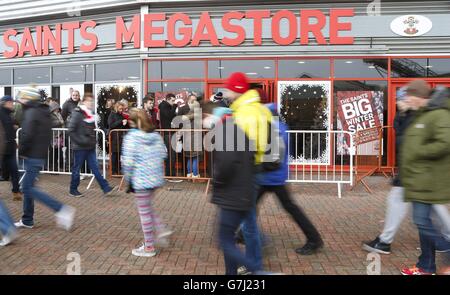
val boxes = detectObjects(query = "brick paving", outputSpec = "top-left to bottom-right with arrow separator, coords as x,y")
0,175 -> 448,275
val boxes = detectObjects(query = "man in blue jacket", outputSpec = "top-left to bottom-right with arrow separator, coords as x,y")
258,104 -> 323,255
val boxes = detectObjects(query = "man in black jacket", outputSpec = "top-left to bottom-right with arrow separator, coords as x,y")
14,86 -> 75,231
68,94 -> 115,197
0,95 -> 22,201
62,89 -> 81,123
158,93 -> 179,179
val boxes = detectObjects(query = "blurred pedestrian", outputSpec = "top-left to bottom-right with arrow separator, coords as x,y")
68,94 -> 116,198
14,86 -> 75,231
122,108 -> 172,257
400,84 -> 450,275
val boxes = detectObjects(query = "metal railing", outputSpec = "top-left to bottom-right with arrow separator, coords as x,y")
286,130 -> 354,198
16,128 -> 107,190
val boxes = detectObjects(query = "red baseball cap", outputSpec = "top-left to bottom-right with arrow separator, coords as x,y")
225,72 -> 250,94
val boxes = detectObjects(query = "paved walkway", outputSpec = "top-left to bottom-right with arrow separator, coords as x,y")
0,175 -> 448,275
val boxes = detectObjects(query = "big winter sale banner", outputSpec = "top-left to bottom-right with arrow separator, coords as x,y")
336,91 -> 384,155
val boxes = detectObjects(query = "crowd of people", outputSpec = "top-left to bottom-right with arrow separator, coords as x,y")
0,74 -> 449,275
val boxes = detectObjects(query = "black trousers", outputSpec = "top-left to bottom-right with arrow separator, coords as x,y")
163,132 -> 177,177
257,185 -> 322,244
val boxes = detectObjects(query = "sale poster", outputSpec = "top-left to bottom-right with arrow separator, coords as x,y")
336,91 -> 384,155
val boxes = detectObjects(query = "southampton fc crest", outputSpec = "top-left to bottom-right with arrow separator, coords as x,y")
403,16 -> 419,35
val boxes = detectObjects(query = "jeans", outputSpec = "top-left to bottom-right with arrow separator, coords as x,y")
241,174 -> 263,271
257,185 -> 322,244
2,154 -> 20,193
22,158 -> 63,227
0,199 -> 15,236
242,208 -> 263,270
70,149 -> 111,193
378,187 -> 450,246
413,202 -> 450,273
219,208 -> 260,275
186,157 -> 198,176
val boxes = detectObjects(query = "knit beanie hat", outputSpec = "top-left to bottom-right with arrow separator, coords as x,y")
16,86 -> 41,101
225,72 -> 250,94
405,80 -> 432,99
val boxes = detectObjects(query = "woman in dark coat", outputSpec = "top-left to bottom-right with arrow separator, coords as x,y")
108,101 -> 129,175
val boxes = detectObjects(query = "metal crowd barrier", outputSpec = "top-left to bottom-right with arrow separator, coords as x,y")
108,129 -> 213,195
16,128 -> 107,190
286,130 -> 355,198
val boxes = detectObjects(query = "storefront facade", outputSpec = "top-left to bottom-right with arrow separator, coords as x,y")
1,0 -> 450,169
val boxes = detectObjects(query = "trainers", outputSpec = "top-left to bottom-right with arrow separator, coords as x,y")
69,191 -> 84,198
363,237 -> 391,255
14,220 -> 33,229
131,245 -> 157,257
401,266 -> 435,275
0,230 -> 18,246
295,240 -> 324,256
157,229 -> 173,239
55,206 -> 76,231
12,192 -> 23,201
186,173 -> 193,178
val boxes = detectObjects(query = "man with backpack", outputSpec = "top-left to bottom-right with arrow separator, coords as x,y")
258,103 -> 324,255
223,72 -> 273,272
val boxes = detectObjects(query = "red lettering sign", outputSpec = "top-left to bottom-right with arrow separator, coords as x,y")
2,9 -> 355,59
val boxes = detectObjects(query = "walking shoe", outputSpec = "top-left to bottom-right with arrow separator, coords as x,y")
12,192 -> 23,201
363,237 -> 391,255
69,190 -> 84,198
295,240 -> 324,256
14,220 -> 33,229
401,266 -> 435,275
186,173 -> 193,178
55,206 -> 76,231
132,245 -> 158,257
0,230 -> 18,246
